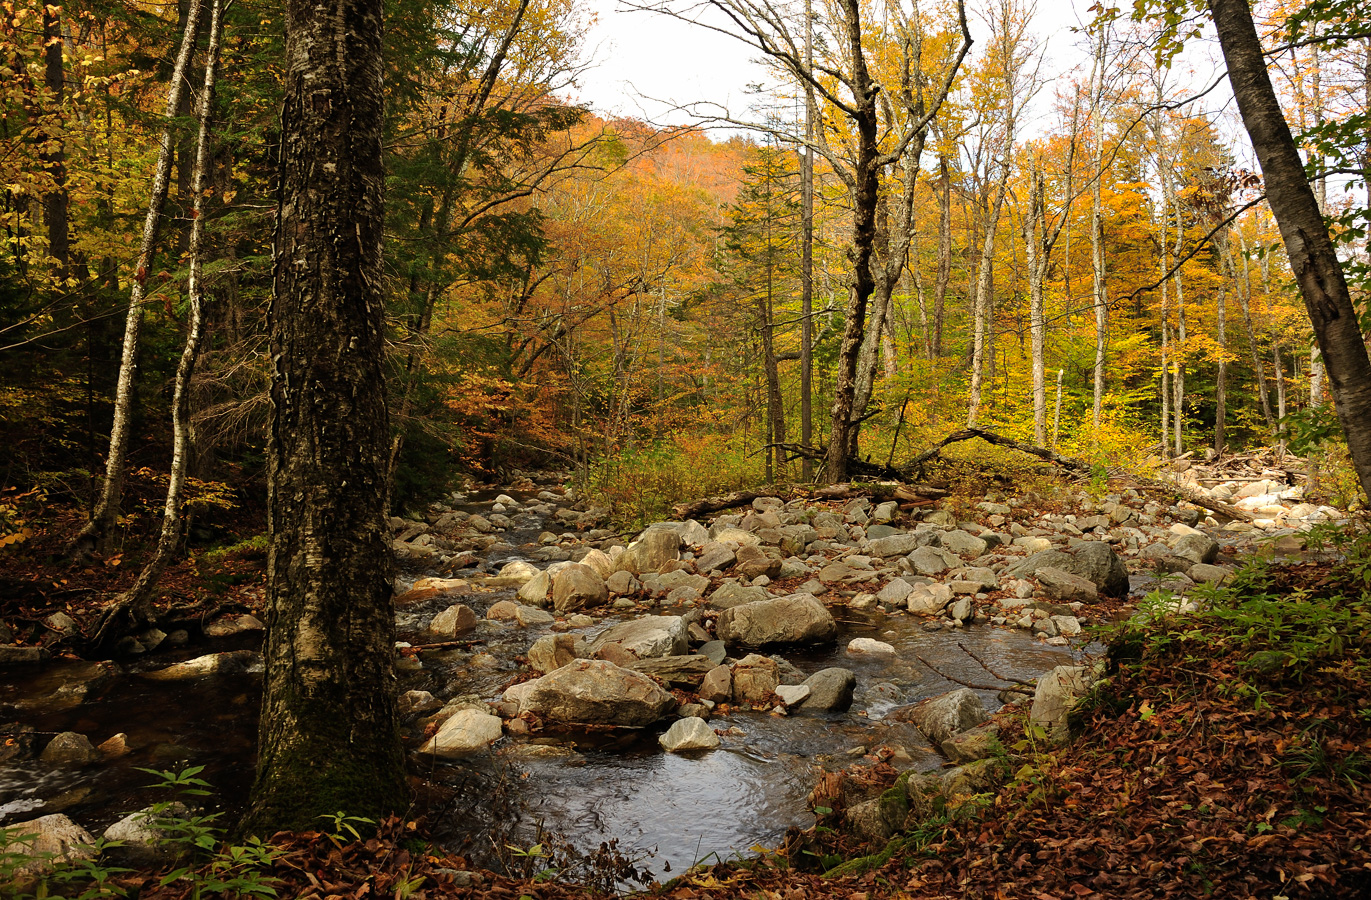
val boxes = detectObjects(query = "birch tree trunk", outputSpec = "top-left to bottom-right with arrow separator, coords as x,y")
1089,20 -> 1108,436
1232,232 -> 1274,430
95,0 -> 225,645
243,0 -> 404,833
72,1 -> 205,557
1215,278 -> 1227,456
966,158 -> 1010,427
1024,167 -> 1048,444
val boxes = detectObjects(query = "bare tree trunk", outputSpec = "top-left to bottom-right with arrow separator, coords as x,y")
243,0 -> 404,835
1090,20 -> 1108,436
967,159 -> 1009,427
1052,368 -> 1064,448
41,4 -> 69,276
72,1 -> 205,557
1024,167 -> 1048,444
1215,278 -> 1227,456
800,0 -> 814,480
1210,0 -> 1371,499
934,153 -> 951,358
96,0 -> 225,645
1232,232 -> 1274,430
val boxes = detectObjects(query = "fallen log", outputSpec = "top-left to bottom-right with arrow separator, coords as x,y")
670,490 -> 770,520
1129,476 -> 1258,522
902,427 -> 1093,477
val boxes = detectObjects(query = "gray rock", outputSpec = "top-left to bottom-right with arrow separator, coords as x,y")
1071,542 -> 1131,597
5,814 -> 96,880
659,716 -> 719,752
716,595 -> 837,647
876,579 -> 914,605
628,655 -> 715,688
941,530 -> 988,558
699,640 -> 727,665
800,667 -> 856,711
909,688 -> 989,746
1030,665 -> 1091,745
1172,533 -> 1220,565
141,650 -> 261,681
695,543 -> 738,573
1188,563 -> 1232,584
605,570 -> 640,595
699,664 -> 732,703
775,684 -> 811,706
708,581 -> 769,609
103,804 -> 192,864
552,563 -> 609,613
398,690 -> 442,718
867,532 -> 920,558
941,722 -> 1002,763
0,645 -> 49,666
948,597 -> 972,622
948,566 -> 998,591
420,709 -> 503,757
522,660 -> 675,726
589,615 -> 688,659
1035,566 -> 1098,603
619,530 -> 683,574
516,605 -> 554,627
517,570 -> 551,605
907,546 -> 950,576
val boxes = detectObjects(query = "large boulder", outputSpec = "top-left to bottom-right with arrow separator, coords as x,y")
731,654 -> 779,704
659,716 -> 720,752
5,814 -> 96,881
716,595 -> 837,647
1030,665 -> 1092,745
420,708 -> 503,757
40,732 -> 99,766
551,563 -> 608,613
142,650 -> 261,681
517,570 -> 551,606
588,615 -> 688,659
866,532 -> 920,558
522,659 -> 675,727
1172,533 -> 1220,565
618,530 -> 682,574
528,633 -> 582,674
1008,543 -> 1128,598
941,530 -> 988,558
708,582 -> 768,610
1035,567 -> 1098,604
102,803 -> 192,865
427,604 -> 477,638
908,688 -> 989,747
628,655 -> 715,689
800,667 -> 856,712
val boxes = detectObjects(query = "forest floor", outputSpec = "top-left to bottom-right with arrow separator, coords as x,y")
4,478 -> 1371,900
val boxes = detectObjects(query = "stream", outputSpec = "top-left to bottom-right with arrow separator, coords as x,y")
1,485 -> 1090,880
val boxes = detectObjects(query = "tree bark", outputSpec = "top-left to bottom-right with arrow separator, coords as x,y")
800,0 -> 814,482
933,153 -> 951,358
1209,0 -> 1371,499
71,1 -> 205,557
243,0 -> 404,834
41,4 -> 68,276
1090,20 -> 1108,436
1024,168 -> 1048,445
966,157 -> 1009,427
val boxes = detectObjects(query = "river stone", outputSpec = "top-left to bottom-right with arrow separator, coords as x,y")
877,579 -> 914,604
711,526 -> 762,547
0,645 -> 49,666
732,654 -> 779,704
6,814 -> 96,880
421,708 -> 503,757
924,510 -> 957,527
1188,563 -> 1232,584
699,664 -> 732,703
552,563 -> 608,613
517,570 -> 551,605
659,716 -> 720,752
775,684 -> 811,707
1031,664 -> 1092,745
709,582 -> 769,610
1070,542 -> 1130,597
398,690 -> 442,718
1172,532 -> 1220,565
941,757 -> 1006,798
203,613 -> 266,637
909,688 -> 989,747
516,605 -> 554,627
589,616 -> 687,659
907,546 -> 950,576
716,595 -> 837,647
847,637 -> 896,656
1013,536 -> 1053,554
529,633 -> 582,674
733,546 -> 782,580
1035,566 -> 1098,603
604,570 -> 640,595
800,667 -> 856,712
1051,615 -> 1082,636
629,655 -> 714,688
103,803 -> 192,864
498,560 -> 540,584
948,597 -> 973,622
941,530 -> 988,558
948,566 -> 998,591
656,570 -> 710,593
40,731 -> 99,766
696,543 -> 738,573
619,530 -> 683,574
580,548 -> 615,579
523,659 -> 674,727
486,600 -> 519,621
428,604 -> 478,638
395,577 -> 471,605
142,650 -> 261,681
867,532 -> 920,558
941,722 -> 1002,764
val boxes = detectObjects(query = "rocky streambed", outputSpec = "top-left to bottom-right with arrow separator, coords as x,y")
0,475 -> 1337,878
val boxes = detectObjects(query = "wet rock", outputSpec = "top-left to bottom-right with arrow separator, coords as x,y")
731,654 -> 779,704
398,690 -> 442,718
908,688 -> 988,747
659,716 -> 719,752
522,660 -> 675,727
428,604 -> 478,638
948,597 -> 973,622
44,612 -> 78,633
619,530 -> 683,574
203,614 -> 265,637
848,787 -> 908,843
800,667 -> 856,712
1030,665 -> 1092,745
97,733 -> 131,758
846,637 -> 896,656
528,633 -> 583,674
103,804 -> 191,864
5,814 -> 96,881
142,650 -> 261,681
589,615 -> 688,659
421,709 -> 503,757
395,577 -> 472,605
40,731 -> 100,766
0,645 -> 49,666
551,563 -> 608,613
716,595 -> 837,647
1035,566 -> 1098,604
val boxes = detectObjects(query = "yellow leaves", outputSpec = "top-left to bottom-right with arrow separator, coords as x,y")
0,527 -> 32,547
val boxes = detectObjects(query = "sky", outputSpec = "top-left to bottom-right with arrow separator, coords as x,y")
564,0 -> 1242,156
